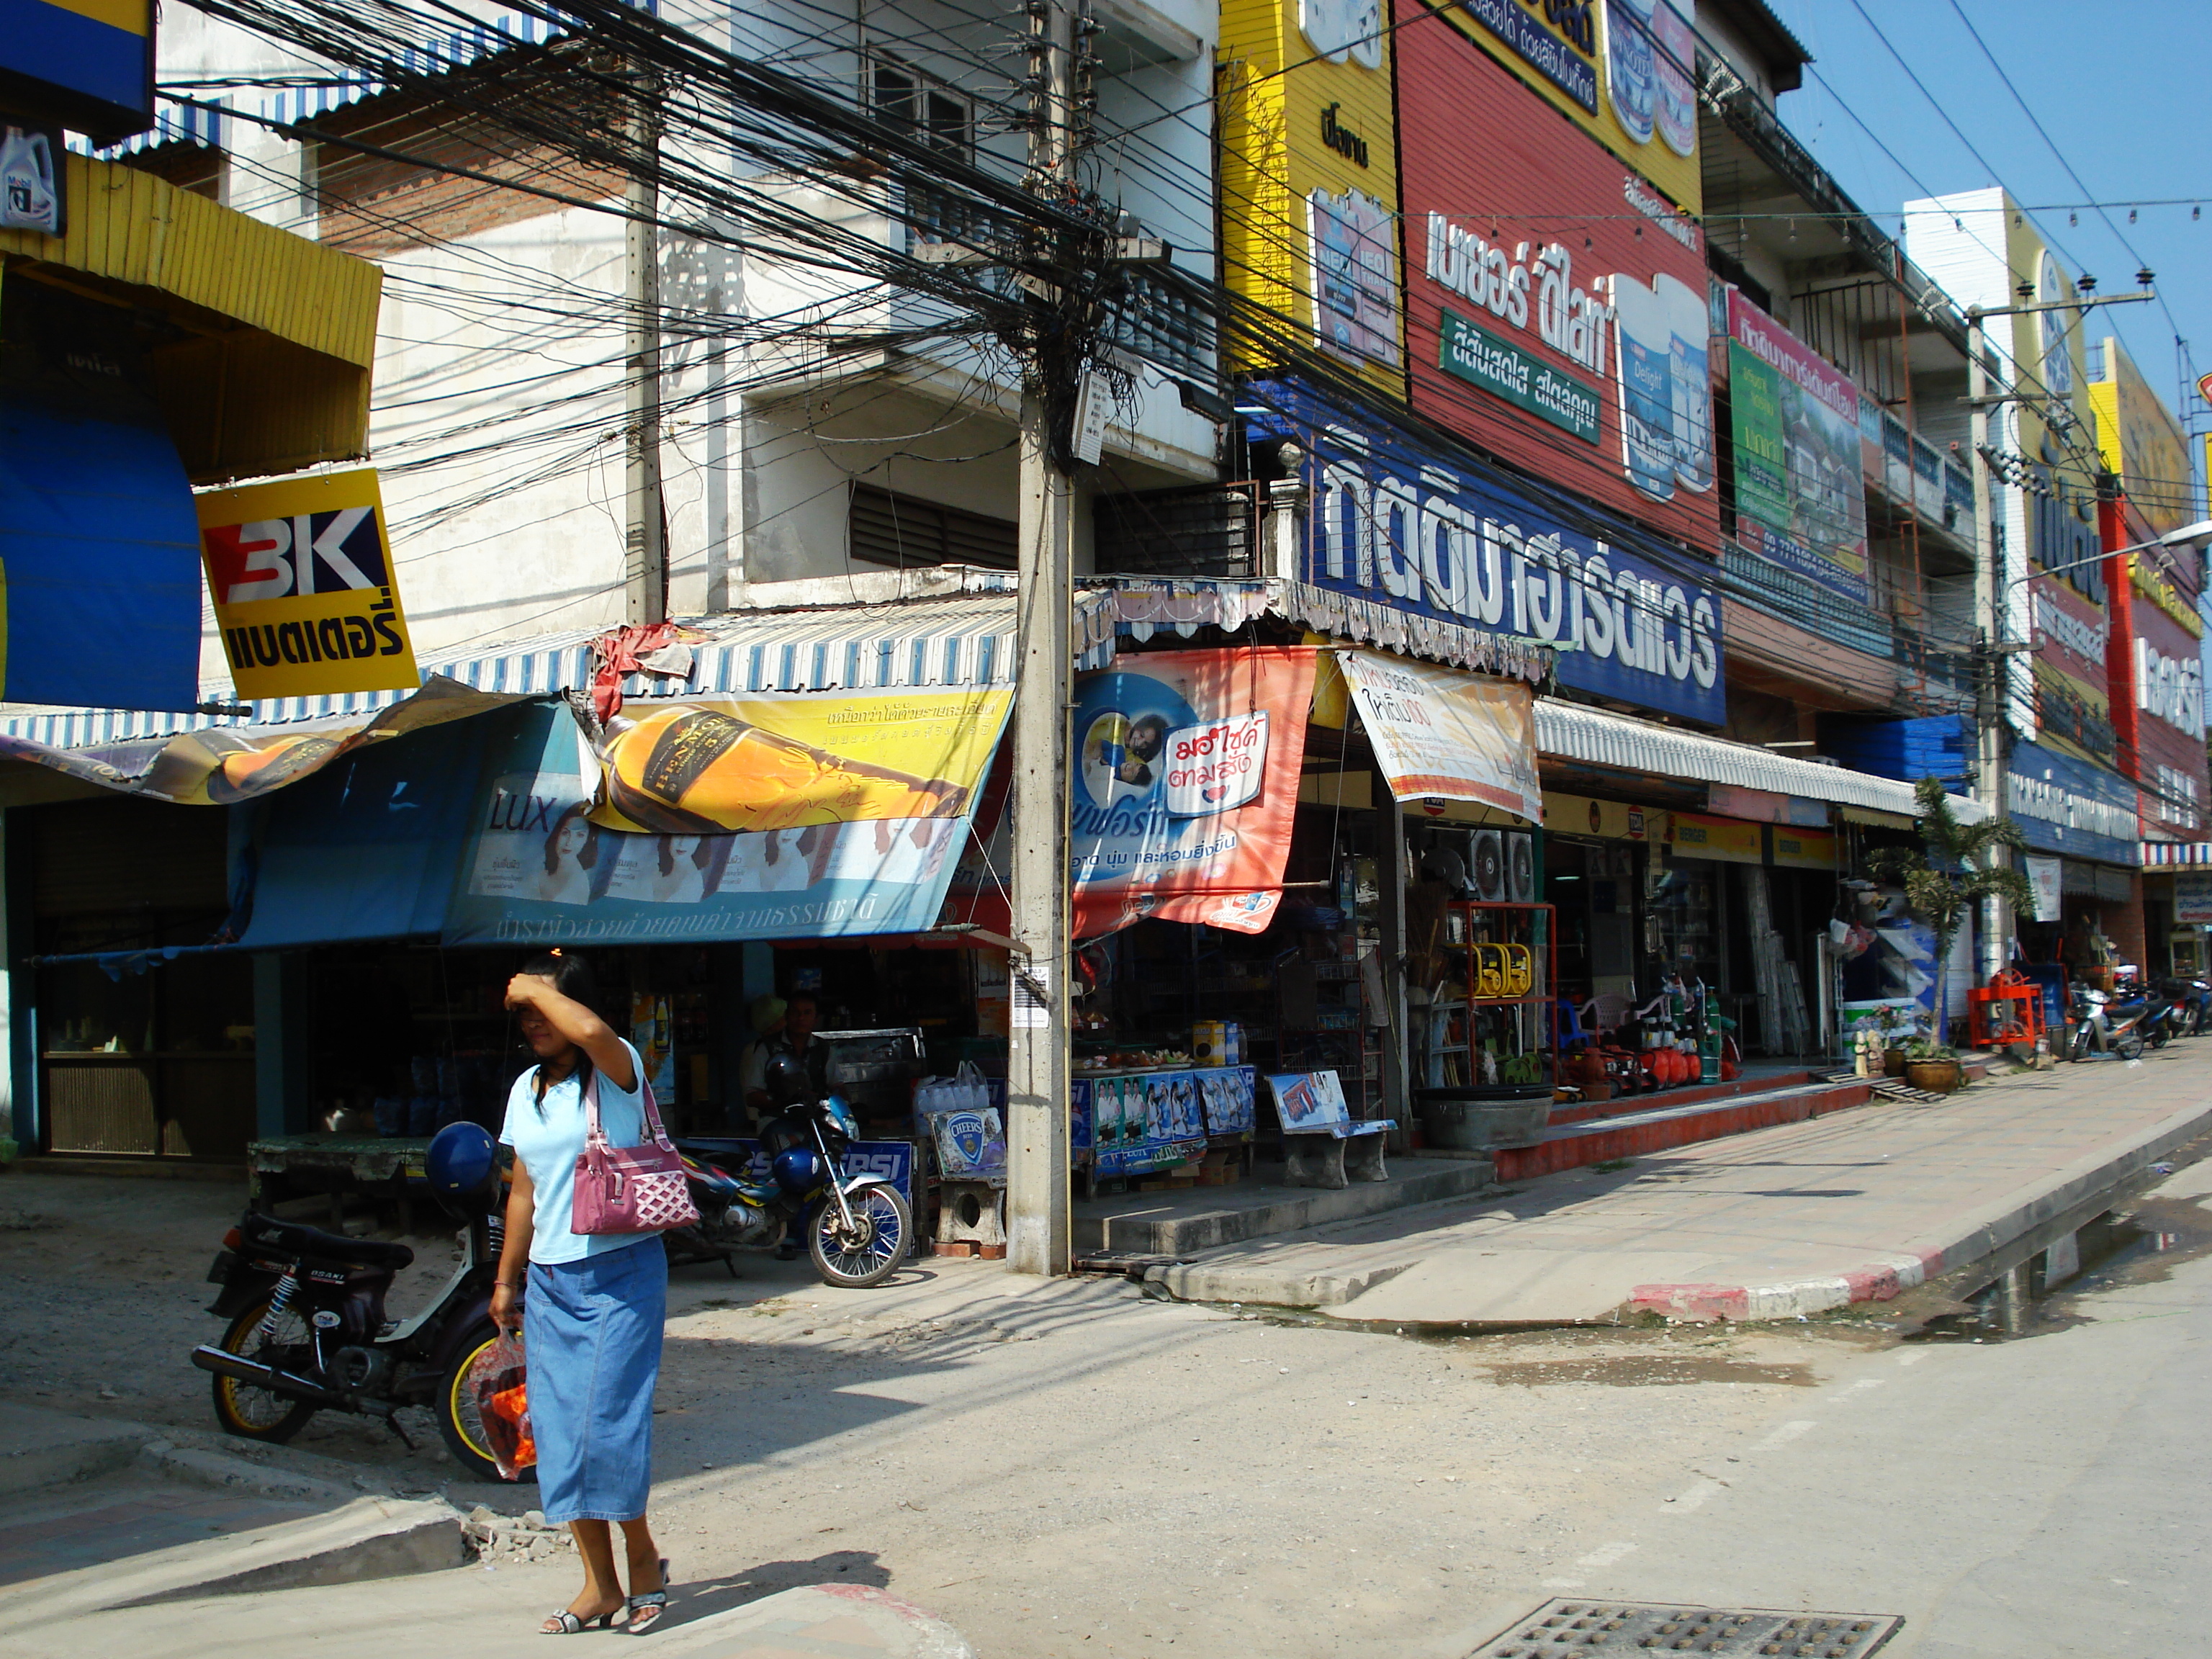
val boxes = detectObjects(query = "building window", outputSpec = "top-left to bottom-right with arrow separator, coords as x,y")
849,484 -> 1015,570
871,58 -> 973,161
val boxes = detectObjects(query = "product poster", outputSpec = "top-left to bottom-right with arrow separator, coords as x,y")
1724,289 -> 1871,604
1338,650 -> 1542,823
195,468 -> 423,699
588,688 -> 1009,835
1070,647 -> 1318,938
445,697 -> 1005,945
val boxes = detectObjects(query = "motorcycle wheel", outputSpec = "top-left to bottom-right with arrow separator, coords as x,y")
2118,1027 -> 2147,1061
809,1182 -> 912,1290
435,1319 -> 536,1485
209,1298 -> 320,1444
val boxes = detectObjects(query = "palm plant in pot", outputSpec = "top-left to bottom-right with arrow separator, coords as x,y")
1866,776 -> 2035,1094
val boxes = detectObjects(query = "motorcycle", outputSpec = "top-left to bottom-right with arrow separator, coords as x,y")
192,1122 -> 521,1482
2067,981 -> 2164,1061
2157,976 -> 2212,1036
663,1056 -> 911,1290
2113,974 -> 2177,1050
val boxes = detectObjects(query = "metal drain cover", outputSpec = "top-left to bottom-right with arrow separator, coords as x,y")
1470,1600 -> 1900,1658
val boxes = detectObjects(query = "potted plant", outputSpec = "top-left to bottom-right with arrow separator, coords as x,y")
1875,1002 -> 1909,1076
1902,1032 -> 1964,1094
1867,775 -> 2036,1089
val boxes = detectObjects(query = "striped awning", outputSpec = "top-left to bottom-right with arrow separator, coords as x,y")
1535,698 -> 1987,823
2141,842 -> 2212,867
0,592 -> 1119,751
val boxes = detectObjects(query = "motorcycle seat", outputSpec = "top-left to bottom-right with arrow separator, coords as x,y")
241,1213 -> 415,1271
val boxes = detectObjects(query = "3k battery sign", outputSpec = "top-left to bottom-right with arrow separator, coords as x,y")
195,469 -> 421,699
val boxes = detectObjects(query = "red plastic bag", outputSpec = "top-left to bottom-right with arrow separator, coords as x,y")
471,1332 -> 536,1480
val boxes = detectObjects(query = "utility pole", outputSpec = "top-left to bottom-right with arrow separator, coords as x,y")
1966,287 -> 2155,985
1004,0 -> 1079,1277
624,62 -> 667,624
1966,309 -> 2010,984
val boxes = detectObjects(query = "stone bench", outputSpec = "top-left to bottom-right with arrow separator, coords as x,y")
1264,1070 -> 1393,1190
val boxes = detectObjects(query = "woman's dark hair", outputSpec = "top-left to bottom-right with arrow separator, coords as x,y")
1127,713 -> 1169,759
544,802 -> 601,874
521,949 -> 598,1107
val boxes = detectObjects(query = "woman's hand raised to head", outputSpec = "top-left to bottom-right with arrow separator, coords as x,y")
506,973 -> 637,1092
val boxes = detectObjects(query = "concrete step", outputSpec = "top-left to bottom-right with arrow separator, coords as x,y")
1545,1069 -> 1815,1125
1074,1156 -> 1493,1256
1491,1076 -> 1875,1182
0,1489 -> 465,1627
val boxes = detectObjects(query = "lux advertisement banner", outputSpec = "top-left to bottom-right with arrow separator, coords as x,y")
444,690 -> 1011,945
1723,289 -> 1871,606
1337,649 -> 1543,823
1249,379 -> 1725,724
195,469 -> 423,701
1071,647 -> 1318,939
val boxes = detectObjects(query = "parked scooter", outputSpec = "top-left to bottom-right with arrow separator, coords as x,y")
2112,974 -> 2177,1050
192,1122 -> 518,1480
2158,976 -> 2212,1036
662,1054 -> 911,1290
2067,981 -> 2167,1060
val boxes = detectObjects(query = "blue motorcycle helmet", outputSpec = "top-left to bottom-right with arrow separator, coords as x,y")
771,1146 -> 828,1197
427,1121 -> 498,1195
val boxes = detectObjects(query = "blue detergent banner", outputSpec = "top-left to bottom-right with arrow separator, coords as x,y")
441,701 -> 999,945
1246,378 -> 1727,725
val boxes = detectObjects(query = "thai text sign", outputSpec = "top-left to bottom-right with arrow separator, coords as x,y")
1071,647 -> 1318,938
1250,378 -> 1725,724
1438,307 -> 1601,443
196,469 -> 421,701
1725,289 -> 1870,605
1338,650 -> 1542,823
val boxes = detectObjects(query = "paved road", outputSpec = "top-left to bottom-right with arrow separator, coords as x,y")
1436,1154 -> 2212,1658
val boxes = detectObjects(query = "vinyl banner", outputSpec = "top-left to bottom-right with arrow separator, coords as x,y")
196,469 -> 422,700
1338,650 -> 1541,822
445,694 -> 1009,945
0,674 -> 522,806
1071,647 -> 1318,938
1725,289 -> 1871,605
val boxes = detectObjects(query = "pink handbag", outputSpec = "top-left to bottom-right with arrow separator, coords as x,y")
570,1067 -> 700,1236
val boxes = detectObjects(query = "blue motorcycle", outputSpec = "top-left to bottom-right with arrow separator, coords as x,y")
667,1076 -> 911,1290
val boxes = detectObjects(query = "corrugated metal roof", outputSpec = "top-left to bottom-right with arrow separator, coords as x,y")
0,155 -> 383,369
1536,698 -> 1988,822
0,592 -> 1119,752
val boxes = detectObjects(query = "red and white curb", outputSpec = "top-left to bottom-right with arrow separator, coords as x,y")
1628,1251 -> 1942,1321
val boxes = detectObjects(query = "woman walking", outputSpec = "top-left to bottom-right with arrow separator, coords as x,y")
492,950 -> 673,1635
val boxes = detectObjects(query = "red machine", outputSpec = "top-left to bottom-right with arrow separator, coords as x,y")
1966,969 -> 2044,1050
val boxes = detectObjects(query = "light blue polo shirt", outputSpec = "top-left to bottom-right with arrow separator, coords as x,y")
498,1039 -> 658,1264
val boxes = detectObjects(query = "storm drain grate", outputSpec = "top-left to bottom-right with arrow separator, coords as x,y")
1470,1600 -> 1901,1658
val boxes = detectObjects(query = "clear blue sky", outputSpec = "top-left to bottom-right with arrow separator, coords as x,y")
1766,0 -> 2212,475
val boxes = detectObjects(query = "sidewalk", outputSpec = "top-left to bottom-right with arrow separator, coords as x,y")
1159,1044 -> 2212,1322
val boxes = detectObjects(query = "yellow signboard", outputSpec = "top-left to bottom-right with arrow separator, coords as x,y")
1771,827 -> 1838,871
195,469 -> 421,700
1218,0 -> 1406,395
1426,0 -> 1701,215
2088,335 -> 2193,536
1667,811 -> 1761,863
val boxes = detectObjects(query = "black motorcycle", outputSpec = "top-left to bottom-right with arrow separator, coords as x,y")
664,1056 -> 912,1290
192,1123 -> 519,1482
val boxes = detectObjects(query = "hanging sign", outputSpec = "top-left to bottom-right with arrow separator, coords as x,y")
196,469 -> 421,701
446,692 -> 1010,945
1337,649 -> 1542,823
2026,854 -> 2065,923
1070,647 -> 1318,938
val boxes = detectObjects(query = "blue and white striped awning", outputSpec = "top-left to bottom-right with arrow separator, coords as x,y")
258,9 -> 572,127
72,99 -> 230,159
0,592 -> 1120,752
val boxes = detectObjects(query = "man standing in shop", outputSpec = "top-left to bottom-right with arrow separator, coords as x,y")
741,990 -> 834,1262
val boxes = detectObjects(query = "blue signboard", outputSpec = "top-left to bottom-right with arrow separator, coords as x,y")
1246,379 -> 1726,724
2008,738 -> 2139,866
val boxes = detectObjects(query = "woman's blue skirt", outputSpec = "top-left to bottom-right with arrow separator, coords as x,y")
524,1241 -> 667,1524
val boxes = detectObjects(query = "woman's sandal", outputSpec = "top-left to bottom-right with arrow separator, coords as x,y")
625,1559 -> 672,1637
541,1606 -> 621,1635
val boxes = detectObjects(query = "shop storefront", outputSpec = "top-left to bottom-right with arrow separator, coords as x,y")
2008,738 -> 2144,983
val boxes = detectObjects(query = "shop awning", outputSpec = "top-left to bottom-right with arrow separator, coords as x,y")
1534,698 -> 1988,822
0,590 -> 1121,755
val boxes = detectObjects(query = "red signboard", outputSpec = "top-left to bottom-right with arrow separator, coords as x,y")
1395,0 -> 1719,552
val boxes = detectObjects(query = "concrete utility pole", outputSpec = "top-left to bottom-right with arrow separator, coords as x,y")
625,64 -> 667,624
1966,287 -> 2154,982
1005,0 -> 1079,1277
